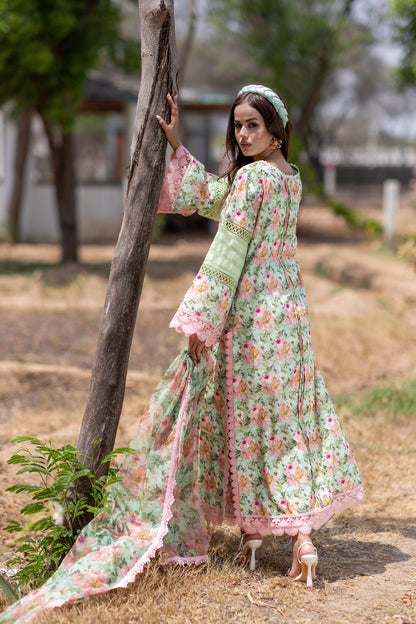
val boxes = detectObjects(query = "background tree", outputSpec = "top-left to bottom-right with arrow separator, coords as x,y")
7,111 -> 32,243
0,0 -> 137,261
177,0 -> 197,85
391,0 -> 416,85
204,0 -> 371,179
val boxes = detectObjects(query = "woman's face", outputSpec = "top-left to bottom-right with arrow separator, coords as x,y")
233,102 -> 273,160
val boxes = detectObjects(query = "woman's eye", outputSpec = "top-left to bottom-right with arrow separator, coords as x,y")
249,123 -> 258,128
234,123 -> 241,129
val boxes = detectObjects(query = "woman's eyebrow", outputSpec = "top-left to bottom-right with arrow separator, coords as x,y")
234,116 -> 259,122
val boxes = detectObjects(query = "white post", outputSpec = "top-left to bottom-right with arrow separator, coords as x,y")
324,162 -> 336,196
383,179 -> 400,247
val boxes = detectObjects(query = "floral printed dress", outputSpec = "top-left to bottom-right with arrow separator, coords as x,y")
159,145 -> 365,536
0,146 -> 365,624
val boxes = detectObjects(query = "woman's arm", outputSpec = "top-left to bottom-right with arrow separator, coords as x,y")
157,95 -> 228,221
170,164 -> 266,352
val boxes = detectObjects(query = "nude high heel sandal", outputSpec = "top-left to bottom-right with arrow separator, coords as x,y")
292,542 -> 318,587
236,534 -> 263,571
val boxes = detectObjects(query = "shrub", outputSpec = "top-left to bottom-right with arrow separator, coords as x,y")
4,435 -> 132,591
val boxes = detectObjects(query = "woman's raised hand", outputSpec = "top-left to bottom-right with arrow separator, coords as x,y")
156,93 -> 181,152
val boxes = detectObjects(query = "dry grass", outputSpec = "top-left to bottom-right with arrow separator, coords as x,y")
1,203 -> 416,623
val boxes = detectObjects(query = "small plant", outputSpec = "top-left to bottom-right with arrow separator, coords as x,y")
3,435 -> 133,592
327,199 -> 383,237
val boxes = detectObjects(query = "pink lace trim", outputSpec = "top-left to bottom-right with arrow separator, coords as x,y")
114,373 -> 195,589
220,327 -> 365,537
11,373 -> 197,623
157,145 -> 193,213
170,307 -> 220,348
224,329 -> 242,526
204,485 -> 365,537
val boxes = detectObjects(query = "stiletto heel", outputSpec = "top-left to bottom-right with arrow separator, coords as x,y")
244,538 -> 262,571
235,534 -> 262,571
291,542 -> 318,587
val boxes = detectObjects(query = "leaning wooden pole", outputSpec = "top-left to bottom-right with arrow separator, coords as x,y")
72,0 -> 177,517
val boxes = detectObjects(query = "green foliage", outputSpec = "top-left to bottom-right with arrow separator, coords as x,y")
0,0 -> 139,128
206,0 -> 373,187
4,435 -> 133,590
327,199 -> 383,237
208,0 -> 369,121
391,0 -> 416,85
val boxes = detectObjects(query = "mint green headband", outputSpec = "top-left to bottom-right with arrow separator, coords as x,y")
237,84 -> 289,127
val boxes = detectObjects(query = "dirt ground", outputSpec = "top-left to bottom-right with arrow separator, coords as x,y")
1,196 -> 416,623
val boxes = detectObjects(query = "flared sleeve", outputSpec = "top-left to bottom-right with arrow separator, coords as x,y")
157,145 -> 229,222
170,164 -> 265,346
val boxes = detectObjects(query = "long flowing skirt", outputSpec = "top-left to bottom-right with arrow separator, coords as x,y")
0,341 -> 364,623
0,349 -> 214,624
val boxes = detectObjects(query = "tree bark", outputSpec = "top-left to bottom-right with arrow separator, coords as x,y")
41,115 -> 79,263
70,0 -> 177,529
55,132 -> 78,263
8,111 -> 31,243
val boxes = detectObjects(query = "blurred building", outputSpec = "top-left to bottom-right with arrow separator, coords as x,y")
0,74 -> 231,244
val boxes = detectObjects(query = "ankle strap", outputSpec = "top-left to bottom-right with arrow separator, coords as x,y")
296,541 -> 317,563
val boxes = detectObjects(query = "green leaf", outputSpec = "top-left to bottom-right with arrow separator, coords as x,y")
6,483 -> 41,494
69,468 -> 92,482
20,502 -> 46,515
16,465 -> 52,476
7,454 -> 29,465
104,447 -> 135,461
10,435 -> 43,445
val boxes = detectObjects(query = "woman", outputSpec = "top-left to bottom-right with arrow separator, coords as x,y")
0,85 -> 364,624
156,84 -> 364,585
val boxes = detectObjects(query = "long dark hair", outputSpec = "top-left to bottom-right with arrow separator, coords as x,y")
220,89 -> 292,187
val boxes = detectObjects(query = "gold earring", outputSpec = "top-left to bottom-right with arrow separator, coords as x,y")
271,137 -> 282,150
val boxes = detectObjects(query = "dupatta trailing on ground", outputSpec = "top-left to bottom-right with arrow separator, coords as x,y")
0,349 -> 214,624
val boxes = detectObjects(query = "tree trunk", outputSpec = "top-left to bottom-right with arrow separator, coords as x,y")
178,0 -> 196,85
70,0 -> 177,530
8,111 -> 31,243
55,132 -> 78,263
41,116 -> 79,263
297,0 -> 357,183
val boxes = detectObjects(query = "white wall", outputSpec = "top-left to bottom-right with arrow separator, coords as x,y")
0,107 -> 129,244
20,182 -> 124,243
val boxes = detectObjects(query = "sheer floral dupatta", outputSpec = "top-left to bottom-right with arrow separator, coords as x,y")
1,349 -> 214,624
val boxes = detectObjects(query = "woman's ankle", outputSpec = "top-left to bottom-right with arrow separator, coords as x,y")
292,534 -> 315,554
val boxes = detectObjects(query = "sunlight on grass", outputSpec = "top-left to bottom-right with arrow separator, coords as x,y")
336,377 -> 416,421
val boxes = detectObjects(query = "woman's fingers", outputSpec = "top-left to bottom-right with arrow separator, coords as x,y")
188,334 -> 206,364
156,94 -> 180,151
155,114 -> 167,130
157,93 -> 178,126
167,93 -> 178,113
167,93 -> 177,108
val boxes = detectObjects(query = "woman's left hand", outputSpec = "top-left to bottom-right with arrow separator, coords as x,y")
188,334 -> 206,364
156,94 -> 181,152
